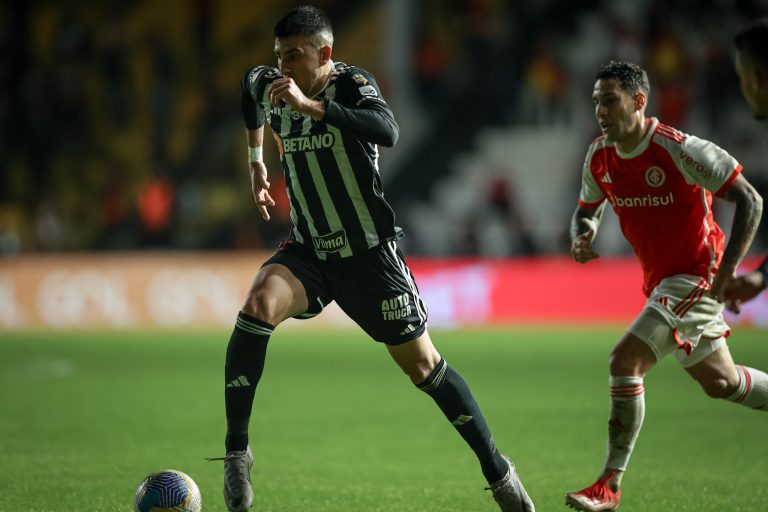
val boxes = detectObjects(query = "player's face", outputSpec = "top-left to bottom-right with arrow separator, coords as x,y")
592,79 -> 644,144
274,36 -> 329,96
735,51 -> 768,120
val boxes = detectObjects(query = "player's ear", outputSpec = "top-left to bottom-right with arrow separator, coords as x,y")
319,45 -> 332,64
634,91 -> 647,111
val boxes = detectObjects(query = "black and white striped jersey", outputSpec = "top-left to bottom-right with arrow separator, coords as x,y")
241,61 -> 402,260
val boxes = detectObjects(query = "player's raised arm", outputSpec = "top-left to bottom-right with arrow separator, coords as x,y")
570,203 -> 603,263
712,174 -> 763,300
322,94 -> 399,147
317,68 -> 399,147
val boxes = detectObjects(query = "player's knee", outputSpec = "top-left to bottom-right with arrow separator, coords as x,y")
608,341 -> 653,377
608,352 -> 640,377
404,359 -> 438,385
243,289 -> 283,326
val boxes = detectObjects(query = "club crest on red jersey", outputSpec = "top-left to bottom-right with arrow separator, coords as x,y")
645,166 -> 666,188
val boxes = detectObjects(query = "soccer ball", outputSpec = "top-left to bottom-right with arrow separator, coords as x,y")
134,469 -> 202,512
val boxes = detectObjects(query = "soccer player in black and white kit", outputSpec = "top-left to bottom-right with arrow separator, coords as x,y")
724,18 -> 768,312
208,6 -> 534,512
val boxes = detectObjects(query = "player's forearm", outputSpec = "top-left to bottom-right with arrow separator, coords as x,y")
721,180 -> 763,272
323,101 -> 399,146
293,98 -> 326,121
241,89 -> 265,130
570,205 -> 602,242
570,209 -> 585,242
246,127 -> 264,148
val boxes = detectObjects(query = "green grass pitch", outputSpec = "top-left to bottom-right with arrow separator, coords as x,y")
0,326 -> 766,511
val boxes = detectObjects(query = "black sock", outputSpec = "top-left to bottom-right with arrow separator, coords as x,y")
224,312 -> 273,452
417,358 -> 507,484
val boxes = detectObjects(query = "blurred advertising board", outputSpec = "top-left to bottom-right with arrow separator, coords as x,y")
0,253 -> 764,330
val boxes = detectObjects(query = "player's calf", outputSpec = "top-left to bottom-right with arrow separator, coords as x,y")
416,358 -> 509,483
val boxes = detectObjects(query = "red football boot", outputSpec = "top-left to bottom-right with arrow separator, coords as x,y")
565,472 -> 621,511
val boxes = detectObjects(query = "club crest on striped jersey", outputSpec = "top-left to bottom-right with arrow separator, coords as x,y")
645,166 -> 666,188
268,106 -> 305,120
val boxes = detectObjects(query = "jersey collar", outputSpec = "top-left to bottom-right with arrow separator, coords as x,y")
615,117 -> 659,159
311,60 -> 336,98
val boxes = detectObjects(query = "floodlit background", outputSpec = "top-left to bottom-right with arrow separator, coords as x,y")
2,0 -> 768,254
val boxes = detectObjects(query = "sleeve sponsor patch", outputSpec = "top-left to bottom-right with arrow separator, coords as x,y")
352,73 -> 369,85
358,85 -> 377,97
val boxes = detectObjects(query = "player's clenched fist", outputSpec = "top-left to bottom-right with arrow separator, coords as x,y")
571,229 -> 599,263
723,271 -> 766,313
268,77 -> 306,110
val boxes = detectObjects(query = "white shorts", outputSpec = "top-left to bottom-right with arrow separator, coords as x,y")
628,275 -> 730,368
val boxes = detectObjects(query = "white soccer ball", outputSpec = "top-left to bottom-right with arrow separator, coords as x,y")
134,469 -> 202,512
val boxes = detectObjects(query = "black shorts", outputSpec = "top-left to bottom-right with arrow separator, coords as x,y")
262,240 -> 428,345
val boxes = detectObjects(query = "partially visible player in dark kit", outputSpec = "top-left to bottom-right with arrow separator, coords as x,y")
724,17 -> 768,312
207,6 -> 535,512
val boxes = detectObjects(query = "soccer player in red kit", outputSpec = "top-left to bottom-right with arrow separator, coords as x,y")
564,61 -> 767,512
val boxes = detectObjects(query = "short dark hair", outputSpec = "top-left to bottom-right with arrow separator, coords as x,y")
596,61 -> 650,96
274,5 -> 334,47
734,18 -> 768,66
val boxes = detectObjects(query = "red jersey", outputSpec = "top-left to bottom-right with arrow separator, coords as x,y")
578,118 -> 742,296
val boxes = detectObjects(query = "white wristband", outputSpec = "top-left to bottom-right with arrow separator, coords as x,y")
248,146 -> 263,163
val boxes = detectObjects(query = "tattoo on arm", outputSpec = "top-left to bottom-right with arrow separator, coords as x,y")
720,176 -> 764,271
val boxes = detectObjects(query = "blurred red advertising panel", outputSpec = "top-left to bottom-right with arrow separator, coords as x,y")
0,254 -> 764,330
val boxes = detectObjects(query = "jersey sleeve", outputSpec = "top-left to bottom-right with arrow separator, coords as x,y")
334,67 -> 390,109
677,134 -> 742,197
323,67 -> 399,146
578,144 -> 605,208
240,66 -> 279,130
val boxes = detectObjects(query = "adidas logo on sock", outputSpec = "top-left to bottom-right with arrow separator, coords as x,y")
451,414 -> 473,426
226,375 -> 251,388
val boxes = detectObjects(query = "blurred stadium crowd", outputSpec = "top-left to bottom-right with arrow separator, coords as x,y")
2,0 -> 768,256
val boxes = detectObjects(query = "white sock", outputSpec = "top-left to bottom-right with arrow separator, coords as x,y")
727,366 -> 768,411
604,376 -> 645,472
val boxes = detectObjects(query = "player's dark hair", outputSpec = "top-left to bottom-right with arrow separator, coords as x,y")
274,5 -> 334,47
596,61 -> 650,96
734,17 -> 768,65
